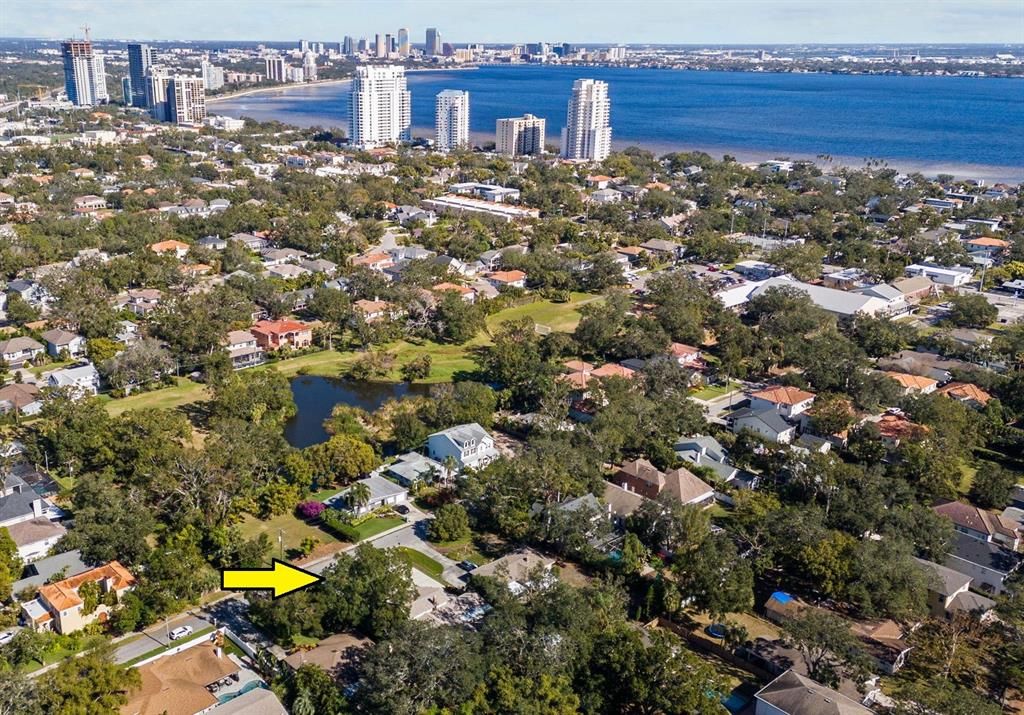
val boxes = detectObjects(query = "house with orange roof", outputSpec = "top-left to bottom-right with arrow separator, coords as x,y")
590,363 -> 636,380
353,299 -> 401,324
22,560 -> 135,633
965,236 -> 1010,259
250,319 -> 313,350
585,175 -> 614,189
884,371 -> 938,395
749,385 -> 816,419
873,412 -> 928,448
149,239 -> 190,260
668,342 -> 702,367
432,282 -> 476,303
563,359 -> 594,373
350,252 -> 394,272
937,382 -> 991,409
486,270 -> 527,289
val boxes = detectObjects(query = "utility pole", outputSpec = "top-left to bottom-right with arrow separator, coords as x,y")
278,528 -> 284,559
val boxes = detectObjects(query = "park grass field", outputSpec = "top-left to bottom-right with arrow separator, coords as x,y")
102,293 -> 601,416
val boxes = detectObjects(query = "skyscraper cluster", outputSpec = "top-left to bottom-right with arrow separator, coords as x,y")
124,42 -> 207,126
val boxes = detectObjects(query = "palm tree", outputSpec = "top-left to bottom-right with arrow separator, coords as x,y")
349,481 -> 371,514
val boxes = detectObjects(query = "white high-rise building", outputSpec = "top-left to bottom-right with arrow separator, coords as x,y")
398,28 -> 410,56
302,51 -> 318,81
435,90 -> 469,152
349,65 -> 411,149
265,55 -> 286,82
201,61 -> 225,91
61,41 -> 108,106
145,70 -> 171,122
168,76 -> 207,125
560,79 -> 611,161
496,114 -> 546,156
375,33 -> 387,58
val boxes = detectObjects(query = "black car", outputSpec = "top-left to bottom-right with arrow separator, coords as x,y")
457,560 -> 477,572
394,504 -> 410,515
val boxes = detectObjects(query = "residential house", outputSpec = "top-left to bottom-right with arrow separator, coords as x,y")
667,342 -> 702,367
351,252 -> 394,272
300,258 -> 338,276
938,382 -> 992,409
885,371 -> 938,395
890,275 -> 937,303
469,548 -> 555,596
486,270 -> 527,290
872,412 -> 928,448
46,363 -> 101,397
262,247 -> 308,266
675,435 -> 757,489
638,238 -> 684,261
934,500 -> 1021,550
40,328 -> 86,358
749,385 -> 816,419
119,289 -> 162,317
602,482 -> 646,528
335,474 -> 408,515
283,632 -> 372,685
754,669 -> 872,715
266,263 -> 310,279
384,452 -> 451,487
198,235 -> 228,251
224,330 -> 265,369
965,236 -> 1010,259
0,337 -> 44,367
433,282 -> 476,303
6,516 -> 66,562
729,407 -> 797,444
427,423 -> 499,471
944,531 -> 1021,595
0,383 -> 43,416
72,195 -> 107,213
22,560 -> 136,634
914,557 -> 995,620
611,458 -> 715,507
11,550 -> 89,595
250,319 -> 313,350
149,239 -> 190,260
353,299 -> 401,324
393,205 -> 437,227
229,232 -> 270,252
589,188 -> 623,204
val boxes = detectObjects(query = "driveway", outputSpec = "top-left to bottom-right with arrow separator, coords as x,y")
369,518 -> 466,586
112,612 -> 211,664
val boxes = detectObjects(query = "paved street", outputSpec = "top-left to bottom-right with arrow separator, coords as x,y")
112,612 -> 211,664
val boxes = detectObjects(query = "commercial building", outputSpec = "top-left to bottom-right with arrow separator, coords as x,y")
126,42 -> 155,107
342,36 -> 355,55
375,33 -> 387,58
302,51 -> 318,81
426,27 -> 442,55
168,76 -> 207,125
496,113 -> 545,156
561,78 -> 611,161
435,89 -> 470,152
349,65 -> 411,148
265,55 -> 287,82
398,27 -> 411,56
61,40 -> 108,106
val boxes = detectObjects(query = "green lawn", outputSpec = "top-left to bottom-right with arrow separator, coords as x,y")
349,516 -> 404,541
237,512 -> 340,555
432,537 -> 492,567
487,292 -> 602,333
691,380 -> 742,401
396,547 -> 445,581
18,634 -> 108,674
103,378 -> 210,416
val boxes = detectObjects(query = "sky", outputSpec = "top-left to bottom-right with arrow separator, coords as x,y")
1,0 -> 1022,45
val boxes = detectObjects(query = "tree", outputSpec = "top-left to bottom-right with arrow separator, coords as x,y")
348,481 -> 372,512
35,646 -> 141,715
320,545 -> 415,639
461,667 -> 580,714
0,527 -> 20,601
891,677 -> 1002,715
619,531 -> 649,576
211,370 -> 296,426
289,663 -> 344,715
100,338 -> 175,391
304,435 -> 377,486
428,503 -> 470,542
945,293 -> 998,328
58,472 -> 156,566
782,609 -> 869,687
432,291 -> 485,344
969,461 -> 1016,509
672,532 -> 754,621
3,629 -> 47,668
769,242 -> 827,281
400,354 -> 432,382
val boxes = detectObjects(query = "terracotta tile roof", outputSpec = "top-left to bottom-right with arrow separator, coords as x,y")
616,246 -> 646,256
563,359 -> 594,373
351,252 -> 391,266
251,319 -> 310,336
875,414 -> 927,441
149,239 -> 189,253
591,363 -> 636,379
432,282 -> 474,295
750,385 -> 815,405
884,371 -> 938,391
488,270 -> 527,283
354,299 -> 390,314
38,561 -> 135,612
559,371 -> 591,389
966,237 -> 1009,248
669,342 -> 701,357
938,382 -> 992,405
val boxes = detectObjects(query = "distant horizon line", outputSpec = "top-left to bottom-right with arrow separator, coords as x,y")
3,36 -> 1023,48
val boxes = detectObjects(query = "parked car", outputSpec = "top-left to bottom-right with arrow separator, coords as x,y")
0,629 -> 17,645
457,560 -> 477,572
169,625 -> 194,641
394,504 -> 410,515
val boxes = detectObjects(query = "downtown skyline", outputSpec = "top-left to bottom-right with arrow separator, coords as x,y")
2,0 -> 1022,45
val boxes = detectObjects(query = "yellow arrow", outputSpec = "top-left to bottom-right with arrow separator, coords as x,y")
221,559 -> 323,599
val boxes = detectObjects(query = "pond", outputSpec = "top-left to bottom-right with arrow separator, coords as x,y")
283,375 -> 431,449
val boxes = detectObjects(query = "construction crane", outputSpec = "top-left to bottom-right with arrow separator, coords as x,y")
81,24 -> 91,41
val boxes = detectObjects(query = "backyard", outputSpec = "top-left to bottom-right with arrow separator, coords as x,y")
236,511 -> 339,557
